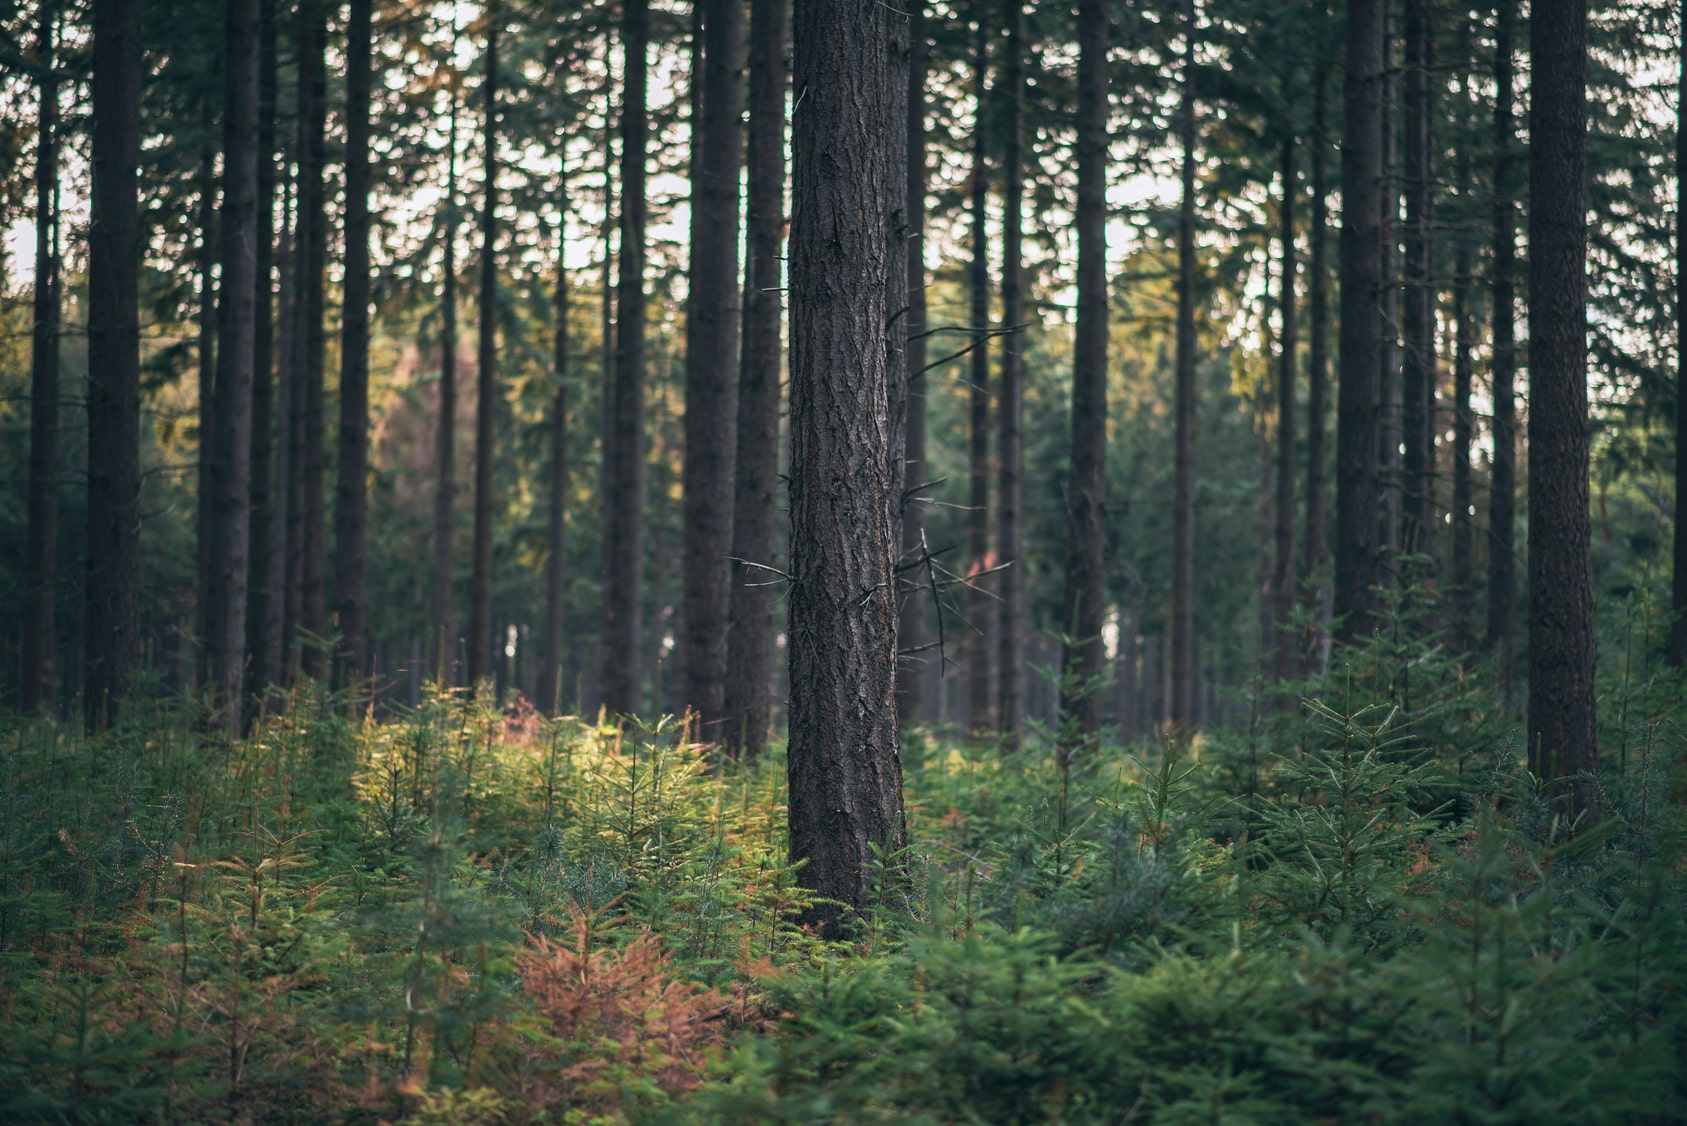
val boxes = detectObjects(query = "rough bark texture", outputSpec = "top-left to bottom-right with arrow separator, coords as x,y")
22,0 -> 59,713
333,0 -> 373,689
295,0 -> 328,677
1272,132 -> 1297,691
539,211 -> 569,716
246,0 -> 279,696
1400,0 -> 1435,563
787,0 -> 908,939
1334,0 -> 1385,642
207,0 -> 260,726
896,2 -> 929,728
1527,0 -> 1599,820
602,0 -> 647,717
468,10 -> 500,688
723,0 -> 787,759
1670,36 -> 1685,667
1058,0 -> 1109,756
680,0 -> 744,735
1487,0 -> 1517,685
996,0 -> 1025,746
966,18 -> 993,737
86,0 -> 142,728
1304,64 -> 1330,669
1170,0 -> 1197,733
432,29 -> 460,683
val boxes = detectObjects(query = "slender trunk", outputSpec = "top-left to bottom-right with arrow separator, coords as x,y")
1058,0 -> 1109,756
431,25 -> 460,683
1487,0 -> 1517,684
296,0 -> 328,677
1258,405 -> 1273,670
539,208 -> 569,716
1117,610 -> 1137,740
598,50 -> 616,705
1377,8 -> 1400,571
22,0 -> 59,713
1304,61 -> 1330,669
788,0 -> 908,939
681,0 -> 745,734
277,151 -> 298,676
246,0 -> 278,695
194,138 -> 218,689
1272,131 -> 1297,691
1527,0 -> 1598,820
602,0 -> 647,716
723,0 -> 788,759
966,18 -> 993,737
1170,0 -> 1197,733
896,2 -> 929,727
1669,34 -> 1685,666
1334,0 -> 1385,641
997,0 -> 1025,744
1400,0 -> 1435,564
467,6 -> 500,688
86,0 -> 143,727
1451,223 -> 1475,654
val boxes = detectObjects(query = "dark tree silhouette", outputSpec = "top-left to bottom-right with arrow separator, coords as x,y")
1170,0 -> 1197,732
1272,130 -> 1297,690
1671,31 -> 1685,668
896,1 -> 929,728
538,207 -> 569,716
996,0 -> 1026,745
1304,58 -> 1330,668
431,14 -> 461,682
966,16 -> 992,737
246,0 -> 280,695
468,6 -> 499,688
1399,0 -> 1435,562
1487,0 -> 1517,685
293,0 -> 329,677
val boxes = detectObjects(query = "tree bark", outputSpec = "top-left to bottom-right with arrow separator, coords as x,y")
295,0 -> 328,678
1400,0 -> 1435,564
1377,8 -> 1400,573
1170,0 -> 1197,733
1304,61 -> 1330,669
1334,0 -> 1385,642
1669,33 -> 1685,667
1058,0 -> 1109,757
22,0 -> 59,714
1451,220 -> 1475,654
966,17 -> 993,737
1272,131 -> 1297,691
1487,0 -> 1517,686
788,0 -> 908,938
896,2 -> 929,728
538,207 -> 569,715
467,6 -> 500,688
1527,0 -> 1598,820
86,0 -> 143,728
997,0 -> 1025,745
432,16 -> 461,684
246,0 -> 279,696
680,0 -> 744,735
277,151 -> 298,676
723,0 -> 788,759
207,0 -> 260,728
194,138 -> 218,690
602,0 -> 648,717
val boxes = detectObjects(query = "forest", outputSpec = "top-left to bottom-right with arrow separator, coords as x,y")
0,0 -> 1684,1120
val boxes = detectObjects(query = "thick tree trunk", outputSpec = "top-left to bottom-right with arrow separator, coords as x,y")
723,0 -> 788,759
680,0 -> 744,735
1058,0 -> 1109,756
896,2 -> 929,728
1334,0 -> 1385,642
1527,0 -> 1598,820
997,0 -> 1025,745
788,0 -> 908,938
1170,0 -> 1197,733
1305,63 -> 1330,669
333,0 -> 373,690
246,0 -> 279,696
22,0 -> 59,714
1669,36 -> 1685,667
86,0 -> 143,728
966,18 -> 993,737
432,21 -> 460,684
295,0 -> 328,678
1272,132 -> 1297,692
1400,0 -> 1435,564
206,0 -> 260,728
1487,0 -> 1517,686
602,0 -> 648,717
467,9 -> 500,689
538,210 -> 569,716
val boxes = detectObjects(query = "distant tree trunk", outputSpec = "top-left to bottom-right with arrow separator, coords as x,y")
598,47 -> 616,705
1334,0 -> 1385,642
787,0 -> 908,938
1058,0 -> 1109,756
1272,131 -> 1297,691
1487,0 -> 1517,685
86,0 -> 143,728
467,7 -> 500,689
1376,9 -> 1400,572
680,0 -> 744,735
431,18 -> 460,684
246,0 -> 279,696
723,0 -> 788,759
966,17 -> 993,737
1400,0 -> 1435,564
1451,222 -> 1475,654
1116,609 -> 1137,740
1527,0 -> 1598,820
295,0 -> 328,677
276,155 -> 298,675
22,0 -> 59,714
206,0 -> 260,727
1170,0 -> 1197,733
1669,35 -> 1685,667
333,0 -> 373,689
538,208 -> 569,716
896,1 -> 929,728
602,0 -> 648,717
194,138 -> 218,689
1304,62 -> 1330,669
1257,402 -> 1274,669
996,0 -> 1025,745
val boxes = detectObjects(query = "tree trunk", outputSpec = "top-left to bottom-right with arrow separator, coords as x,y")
1170,0 -> 1197,733
207,0 -> 260,728
333,0 -> 373,690
680,0 -> 744,736
295,0 -> 328,678
1334,0 -> 1385,642
1304,61 -> 1330,670
997,0 -> 1025,745
538,207 -> 569,716
1451,222 -> 1475,654
896,2 -> 929,728
1377,8 -> 1400,573
1272,130 -> 1297,693
1400,0 -> 1435,564
787,0 -> 908,938
1527,0 -> 1598,820
276,152 -> 298,677
194,139 -> 218,690
966,17 -> 993,737
597,39 -> 616,711
467,7 -> 500,689
1487,0 -> 1517,686
22,0 -> 59,714
86,0 -> 142,728
1669,33 -> 1685,667
246,0 -> 279,696
602,0 -> 648,717
1059,0 -> 1109,758
723,0 -> 788,759
432,16 -> 461,684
